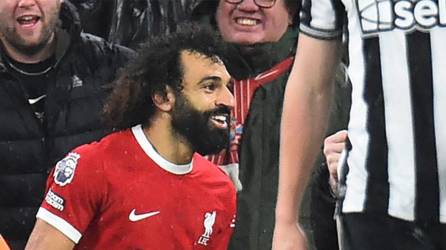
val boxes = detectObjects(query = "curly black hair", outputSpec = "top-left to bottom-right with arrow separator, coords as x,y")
102,23 -> 230,129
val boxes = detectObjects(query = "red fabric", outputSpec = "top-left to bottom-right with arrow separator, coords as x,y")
39,129 -> 236,250
207,56 -> 294,165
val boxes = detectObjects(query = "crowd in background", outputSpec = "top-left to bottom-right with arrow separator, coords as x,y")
0,0 -> 351,249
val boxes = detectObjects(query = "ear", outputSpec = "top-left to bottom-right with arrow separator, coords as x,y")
152,87 -> 175,112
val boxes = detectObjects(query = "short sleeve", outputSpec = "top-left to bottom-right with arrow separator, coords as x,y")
299,0 -> 346,39
36,147 -> 106,243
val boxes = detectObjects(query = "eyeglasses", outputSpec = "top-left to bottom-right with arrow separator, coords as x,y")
224,0 -> 276,9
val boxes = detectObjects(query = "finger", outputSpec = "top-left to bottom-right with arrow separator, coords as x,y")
323,143 -> 346,156
325,129 -> 348,144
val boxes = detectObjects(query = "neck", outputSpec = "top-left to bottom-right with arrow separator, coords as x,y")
142,117 -> 194,165
1,33 -> 56,63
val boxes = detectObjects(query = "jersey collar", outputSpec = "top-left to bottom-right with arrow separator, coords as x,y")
132,124 -> 193,175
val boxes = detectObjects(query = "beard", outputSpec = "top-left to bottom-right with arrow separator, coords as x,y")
0,11 -> 60,57
171,94 -> 231,155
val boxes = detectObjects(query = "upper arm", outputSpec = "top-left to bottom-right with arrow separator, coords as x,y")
25,219 -> 75,250
294,0 -> 346,80
285,33 -> 342,111
34,149 -> 106,245
294,33 -> 342,78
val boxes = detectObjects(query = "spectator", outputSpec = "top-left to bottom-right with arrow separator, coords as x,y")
191,0 -> 350,249
70,0 -> 115,39
0,0 -> 133,248
25,24 -> 236,249
276,0 -> 446,249
107,0 -> 199,49
71,0 -> 200,49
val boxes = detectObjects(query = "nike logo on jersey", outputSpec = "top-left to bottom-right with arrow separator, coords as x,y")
28,94 -> 46,105
129,209 -> 160,222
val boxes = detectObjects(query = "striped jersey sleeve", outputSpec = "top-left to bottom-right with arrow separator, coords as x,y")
299,0 -> 345,39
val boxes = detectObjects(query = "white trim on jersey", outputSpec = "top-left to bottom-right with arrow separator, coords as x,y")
309,0 -> 338,31
431,28 -> 446,222
300,24 -> 341,40
379,31 -> 416,221
342,22 -> 368,214
299,0 -> 342,39
132,124 -> 193,175
36,207 -> 82,243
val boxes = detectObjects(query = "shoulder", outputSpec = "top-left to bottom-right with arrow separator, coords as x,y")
193,154 -> 226,175
77,129 -> 132,157
50,130 -> 134,190
66,130 -> 131,168
193,154 -> 236,192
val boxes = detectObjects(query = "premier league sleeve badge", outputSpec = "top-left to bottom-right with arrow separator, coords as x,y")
54,152 -> 80,186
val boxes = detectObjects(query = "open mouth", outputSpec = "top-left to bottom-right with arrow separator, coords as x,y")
17,15 -> 41,27
210,114 -> 229,129
235,17 -> 259,26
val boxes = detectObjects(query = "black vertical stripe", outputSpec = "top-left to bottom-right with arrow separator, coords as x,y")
363,38 -> 389,213
300,0 -> 312,26
406,31 -> 439,223
331,0 -> 346,31
337,138 -> 351,216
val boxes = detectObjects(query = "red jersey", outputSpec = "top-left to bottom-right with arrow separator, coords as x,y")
37,125 -> 237,250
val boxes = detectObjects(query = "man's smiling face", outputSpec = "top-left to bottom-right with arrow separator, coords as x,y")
216,0 -> 291,45
171,50 -> 234,155
0,0 -> 62,56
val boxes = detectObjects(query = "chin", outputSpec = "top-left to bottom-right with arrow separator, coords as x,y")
194,132 -> 229,156
226,33 -> 265,45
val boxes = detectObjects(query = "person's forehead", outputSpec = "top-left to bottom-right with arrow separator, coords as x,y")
180,50 -> 222,70
180,50 -> 230,82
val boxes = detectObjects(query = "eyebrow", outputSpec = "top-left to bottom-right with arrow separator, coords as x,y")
198,76 -> 222,84
196,75 -> 232,88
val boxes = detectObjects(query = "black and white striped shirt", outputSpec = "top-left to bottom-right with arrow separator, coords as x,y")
300,0 -> 446,223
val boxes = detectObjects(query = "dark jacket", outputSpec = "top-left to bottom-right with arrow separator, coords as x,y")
228,41 -> 350,250
0,2 -> 134,248
72,0 -> 200,49
228,30 -> 299,250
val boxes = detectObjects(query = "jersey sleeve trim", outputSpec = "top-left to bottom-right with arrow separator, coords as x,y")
36,207 -> 82,244
300,23 -> 343,40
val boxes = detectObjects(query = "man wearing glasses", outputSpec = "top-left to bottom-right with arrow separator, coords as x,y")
193,0 -> 349,249
215,0 -> 290,44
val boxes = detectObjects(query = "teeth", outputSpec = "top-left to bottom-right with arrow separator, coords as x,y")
17,15 -> 38,22
236,18 -> 257,26
212,115 -> 227,123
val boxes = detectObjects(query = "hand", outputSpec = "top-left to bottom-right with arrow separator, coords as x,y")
323,130 -> 348,193
272,221 -> 307,250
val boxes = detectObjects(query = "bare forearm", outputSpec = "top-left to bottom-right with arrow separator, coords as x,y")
276,36 -> 341,223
